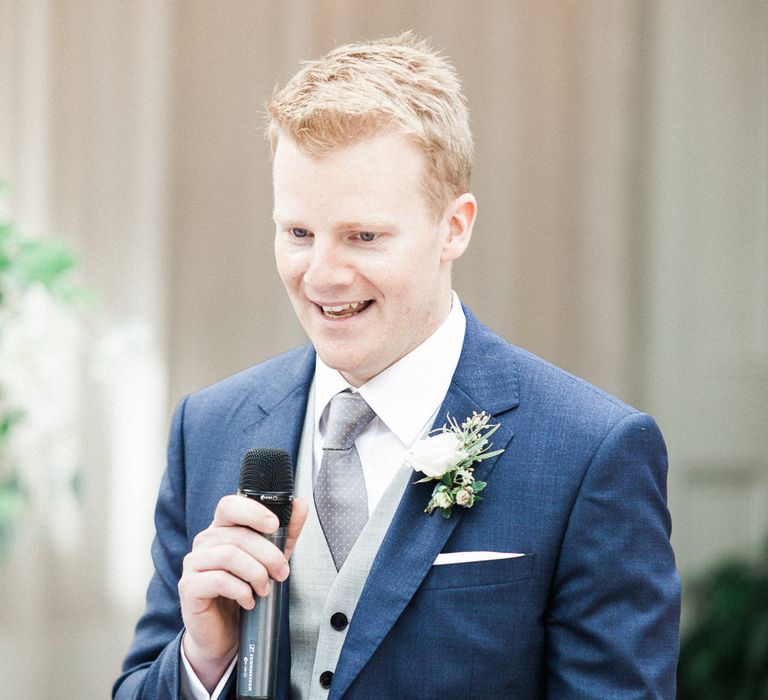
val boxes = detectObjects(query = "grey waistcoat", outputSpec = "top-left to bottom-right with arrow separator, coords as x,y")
289,389 -> 413,699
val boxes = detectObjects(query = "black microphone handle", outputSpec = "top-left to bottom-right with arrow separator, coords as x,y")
236,527 -> 287,700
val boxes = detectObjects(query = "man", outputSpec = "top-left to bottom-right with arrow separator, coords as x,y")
115,34 -> 679,699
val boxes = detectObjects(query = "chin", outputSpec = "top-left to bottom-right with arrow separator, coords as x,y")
316,351 -> 370,384
317,348 -> 359,372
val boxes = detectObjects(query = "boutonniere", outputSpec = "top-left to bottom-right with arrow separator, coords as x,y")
404,411 -> 504,519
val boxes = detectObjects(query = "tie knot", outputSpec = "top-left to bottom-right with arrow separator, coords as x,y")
324,390 -> 376,450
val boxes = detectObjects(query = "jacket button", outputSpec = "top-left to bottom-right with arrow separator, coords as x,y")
330,612 -> 348,630
319,670 -> 334,689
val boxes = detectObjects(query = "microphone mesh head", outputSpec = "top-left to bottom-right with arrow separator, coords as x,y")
239,448 -> 294,526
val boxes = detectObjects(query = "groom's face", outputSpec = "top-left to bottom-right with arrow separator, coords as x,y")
273,131 -> 455,387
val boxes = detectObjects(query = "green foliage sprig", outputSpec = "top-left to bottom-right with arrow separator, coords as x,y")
0,221 -> 84,302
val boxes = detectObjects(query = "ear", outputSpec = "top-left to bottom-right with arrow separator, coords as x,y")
440,193 -> 477,263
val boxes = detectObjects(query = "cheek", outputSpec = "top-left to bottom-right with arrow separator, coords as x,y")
274,249 -> 303,289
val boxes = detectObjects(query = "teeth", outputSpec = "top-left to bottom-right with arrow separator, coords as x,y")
321,301 -> 368,315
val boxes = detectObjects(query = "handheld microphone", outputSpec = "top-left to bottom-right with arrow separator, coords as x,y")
236,448 -> 294,700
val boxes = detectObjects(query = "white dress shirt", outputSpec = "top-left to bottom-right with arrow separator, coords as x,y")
181,293 -> 466,699
313,291 -> 466,514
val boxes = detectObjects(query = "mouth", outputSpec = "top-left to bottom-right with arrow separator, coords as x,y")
317,300 -> 373,319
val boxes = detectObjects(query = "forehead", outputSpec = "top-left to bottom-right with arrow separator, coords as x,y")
272,132 -> 431,222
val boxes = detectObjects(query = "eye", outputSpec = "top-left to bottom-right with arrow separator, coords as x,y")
358,231 -> 376,242
291,227 -> 310,238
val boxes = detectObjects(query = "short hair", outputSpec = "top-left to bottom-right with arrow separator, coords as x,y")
267,32 -> 473,216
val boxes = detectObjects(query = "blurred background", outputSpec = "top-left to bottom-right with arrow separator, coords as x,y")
1,1 -> 766,697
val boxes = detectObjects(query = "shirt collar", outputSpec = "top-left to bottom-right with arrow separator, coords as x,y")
314,291 -> 466,448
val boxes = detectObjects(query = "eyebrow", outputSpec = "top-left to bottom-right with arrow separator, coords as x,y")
335,219 -> 393,231
272,213 -> 395,232
272,212 -> 297,226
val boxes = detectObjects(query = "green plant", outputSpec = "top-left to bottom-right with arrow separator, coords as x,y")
0,182 -> 89,557
677,540 -> 768,699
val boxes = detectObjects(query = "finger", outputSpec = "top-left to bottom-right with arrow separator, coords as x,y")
212,494 -> 280,533
180,569 -> 257,612
185,543 -> 271,587
284,497 -> 309,560
189,530 -> 290,583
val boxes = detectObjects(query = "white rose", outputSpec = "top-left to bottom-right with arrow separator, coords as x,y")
405,432 -> 468,478
433,491 -> 453,509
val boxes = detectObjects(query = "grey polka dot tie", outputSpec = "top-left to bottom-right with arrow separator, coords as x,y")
314,390 -> 376,571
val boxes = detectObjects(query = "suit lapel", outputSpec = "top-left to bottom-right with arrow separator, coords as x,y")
237,345 -> 316,467
331,309 -> 519,697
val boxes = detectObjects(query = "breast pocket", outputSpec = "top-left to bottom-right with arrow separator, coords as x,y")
420,552 -> 536,590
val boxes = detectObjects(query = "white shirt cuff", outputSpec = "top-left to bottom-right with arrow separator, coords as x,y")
179,639 -> 237,700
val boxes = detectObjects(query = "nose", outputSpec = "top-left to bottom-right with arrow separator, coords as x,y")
302,238 -> 355,293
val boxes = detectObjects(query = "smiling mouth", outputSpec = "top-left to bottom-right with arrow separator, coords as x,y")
319,300 -> 373,319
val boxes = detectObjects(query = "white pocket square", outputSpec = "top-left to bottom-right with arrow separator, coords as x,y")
433,551 -> 525,566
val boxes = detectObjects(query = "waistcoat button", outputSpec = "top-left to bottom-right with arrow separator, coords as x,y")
330,612 -> 348,630
319,670 -> 334,689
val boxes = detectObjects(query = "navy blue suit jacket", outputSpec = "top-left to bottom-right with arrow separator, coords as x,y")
114,308 -> 680,699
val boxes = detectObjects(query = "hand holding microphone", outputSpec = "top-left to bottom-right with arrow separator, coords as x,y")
178,450 -> 307,696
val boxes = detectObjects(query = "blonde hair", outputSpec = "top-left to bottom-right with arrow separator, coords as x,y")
267,32 -> 473,215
